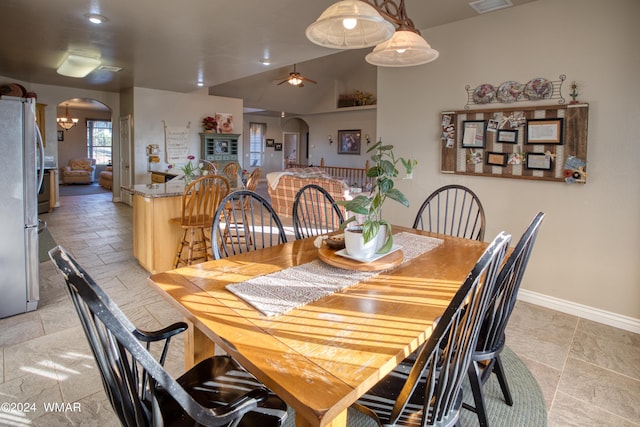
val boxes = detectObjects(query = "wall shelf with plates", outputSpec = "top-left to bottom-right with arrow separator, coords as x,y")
465,75 -> 566,110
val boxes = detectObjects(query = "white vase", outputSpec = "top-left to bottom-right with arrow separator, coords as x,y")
344,225 -> 387,259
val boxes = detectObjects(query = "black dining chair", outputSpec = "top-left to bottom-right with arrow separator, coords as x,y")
412,184 -> 486,241
211,190 -> 287,259
292,184 -> 345,239
352,231 -> 511,427
48,245 -> 288,427
464,212 -> 545,427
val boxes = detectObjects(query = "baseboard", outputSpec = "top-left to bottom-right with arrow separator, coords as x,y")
518,290 -> 640,334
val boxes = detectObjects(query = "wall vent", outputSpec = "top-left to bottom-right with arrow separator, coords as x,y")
469,0 -> 513,14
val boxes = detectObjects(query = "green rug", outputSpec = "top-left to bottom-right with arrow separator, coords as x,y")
38,227 -> 57,263
283,346 -> 546,426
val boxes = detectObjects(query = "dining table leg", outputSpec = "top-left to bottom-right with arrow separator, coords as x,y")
184,318 -> 215,370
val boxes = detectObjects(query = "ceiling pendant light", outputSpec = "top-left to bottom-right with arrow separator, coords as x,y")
307,0 -> 439,67
366,29 -> 439,67
57,104 -> 79,131
305,0 -> 395,49
57,53 -> 101,78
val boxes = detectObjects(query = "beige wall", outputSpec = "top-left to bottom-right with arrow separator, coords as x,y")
376,0 -> 640,322
131,87 -> 243,185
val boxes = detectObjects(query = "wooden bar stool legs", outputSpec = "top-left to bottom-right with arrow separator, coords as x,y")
173,226 -> 210,268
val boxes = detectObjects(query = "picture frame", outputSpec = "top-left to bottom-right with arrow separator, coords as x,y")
337,129 -> 361,154
526,118 -> 564,144
57,130 -> 64,142
461,120 -> 486,148
486,152 -> 508,166
274,142 -> 283,151
526,152 -> 553,170
266,138 -> 274,148
497,129 -> 518,144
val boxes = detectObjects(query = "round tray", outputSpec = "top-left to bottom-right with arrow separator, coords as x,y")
318,245 -> 403,271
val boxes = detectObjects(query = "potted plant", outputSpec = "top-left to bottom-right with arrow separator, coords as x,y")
338,140 -> 417,258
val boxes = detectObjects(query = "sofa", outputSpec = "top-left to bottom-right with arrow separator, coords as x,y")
60,158 -> 96,185
99,166 -> 113,190
267,167 -> 349,218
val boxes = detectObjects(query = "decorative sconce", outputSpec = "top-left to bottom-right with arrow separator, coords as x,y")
328,135 -> 333,144
365,134 -> 371,144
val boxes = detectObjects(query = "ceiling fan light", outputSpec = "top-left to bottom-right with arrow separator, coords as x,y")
366,30 -> 439,67
57,54 -> 101,78
305,0 -> 395,49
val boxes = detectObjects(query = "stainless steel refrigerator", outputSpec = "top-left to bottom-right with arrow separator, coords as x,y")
0,96 -> 45,318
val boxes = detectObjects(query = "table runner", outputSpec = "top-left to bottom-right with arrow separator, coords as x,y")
226,232 -> 443,317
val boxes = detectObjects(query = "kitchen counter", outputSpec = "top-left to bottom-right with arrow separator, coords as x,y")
123,180 -> 186,199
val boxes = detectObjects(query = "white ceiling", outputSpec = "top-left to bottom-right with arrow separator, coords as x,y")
0,0 -> 536,111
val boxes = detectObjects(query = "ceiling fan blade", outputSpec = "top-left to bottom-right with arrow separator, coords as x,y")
300,76 -> 317,84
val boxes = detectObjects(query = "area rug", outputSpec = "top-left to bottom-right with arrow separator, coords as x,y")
282,346 -> 547,427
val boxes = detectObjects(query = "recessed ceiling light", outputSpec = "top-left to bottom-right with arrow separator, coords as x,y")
85,13 -> 108,24
260,58 -> 272,66
469,0 -> 513,14
197,81 -> 204,87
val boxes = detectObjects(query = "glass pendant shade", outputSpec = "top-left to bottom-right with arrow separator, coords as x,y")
365,30 -> 440,67
57,104 -> 79,130
305,0 -> 395,49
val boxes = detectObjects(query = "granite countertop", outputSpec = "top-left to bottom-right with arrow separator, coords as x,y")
123,179 -> 186,198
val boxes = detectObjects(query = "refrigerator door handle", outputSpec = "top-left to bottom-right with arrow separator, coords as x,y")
36,125 -> 44,192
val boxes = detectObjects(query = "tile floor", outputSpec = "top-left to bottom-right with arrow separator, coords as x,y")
1,190 -> 638,426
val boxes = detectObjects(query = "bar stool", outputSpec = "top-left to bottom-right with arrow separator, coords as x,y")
170,175 -> 230,268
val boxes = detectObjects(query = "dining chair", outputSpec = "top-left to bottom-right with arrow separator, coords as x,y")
48,245 -> 288,427
170,174 -> 230,268
292,184 -> 345,239
352,231 -> 511,427
222,162 -> 239,176
199,158 -> 218,174
464,212 -> 545,427
412,184 -> 486,241
211,190 -> 287,259
245,168 -> 261,191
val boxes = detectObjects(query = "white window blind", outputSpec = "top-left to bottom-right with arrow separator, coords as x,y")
249,122 -> 266,167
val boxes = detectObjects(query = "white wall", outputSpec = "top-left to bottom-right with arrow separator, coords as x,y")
132,87 -> 243,184
376,0 -> 640,321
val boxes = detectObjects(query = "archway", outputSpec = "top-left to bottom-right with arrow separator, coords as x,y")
56,98 -> 112,196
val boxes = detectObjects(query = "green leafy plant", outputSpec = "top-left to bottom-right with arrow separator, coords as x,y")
338,140 -> 417,253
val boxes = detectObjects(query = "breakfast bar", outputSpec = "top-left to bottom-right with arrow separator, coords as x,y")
126,180 -> 187,274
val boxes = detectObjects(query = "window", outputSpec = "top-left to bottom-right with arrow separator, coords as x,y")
87,120 -> 113,165
249,122 -> 266,167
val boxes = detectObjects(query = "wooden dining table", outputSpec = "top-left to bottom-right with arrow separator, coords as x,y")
148,225 -> 489,427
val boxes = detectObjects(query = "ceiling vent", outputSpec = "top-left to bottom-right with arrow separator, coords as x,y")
469,0 -> 513,14
98,65 -> 122,72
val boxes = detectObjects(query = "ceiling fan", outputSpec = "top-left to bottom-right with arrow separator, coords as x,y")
277,64 -> 317,87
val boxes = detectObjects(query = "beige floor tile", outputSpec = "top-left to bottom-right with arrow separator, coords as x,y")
558,357 -> 640,422
0,310 -> 45,347
549,391 -> 640,427
570,318 -> 640,381
506,301 -> 578,370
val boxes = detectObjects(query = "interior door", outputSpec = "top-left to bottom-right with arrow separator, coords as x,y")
119,115 -> 132,206
283,132 -> 299,168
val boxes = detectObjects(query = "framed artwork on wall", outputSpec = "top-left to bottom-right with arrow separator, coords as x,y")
526,152 -> 553,170
57,130 -> 64,142
526,118 -> 564,144
461,120 -> 486,148
497,129 -> 518,143
274,142 -> 283,151
486,152 -> 508,166
266,138 -> 274,147
337,129 -> 361,154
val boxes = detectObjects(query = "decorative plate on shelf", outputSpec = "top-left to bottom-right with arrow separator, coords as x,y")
473,84 -> 496,104
497,81 -> 523,103
524,78 -> 553,100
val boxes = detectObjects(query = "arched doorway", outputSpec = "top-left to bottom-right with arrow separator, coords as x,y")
56,98 -> 112,196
